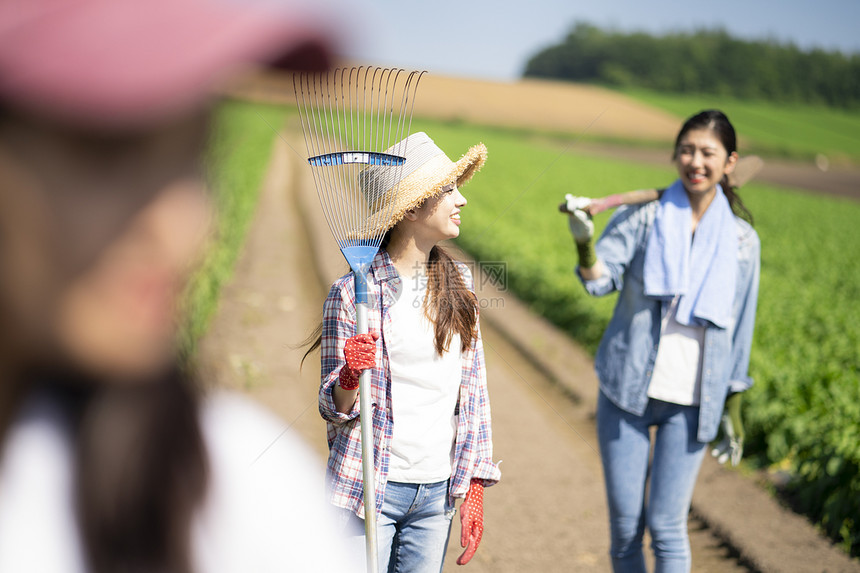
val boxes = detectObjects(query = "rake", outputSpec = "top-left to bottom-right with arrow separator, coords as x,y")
293,66 -> 424,572
558,155 -> 764,215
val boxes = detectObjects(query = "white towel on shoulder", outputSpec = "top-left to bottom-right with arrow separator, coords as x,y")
643,179 -> 738,329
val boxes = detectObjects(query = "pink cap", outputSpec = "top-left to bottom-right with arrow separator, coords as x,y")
0,0 -> 336,128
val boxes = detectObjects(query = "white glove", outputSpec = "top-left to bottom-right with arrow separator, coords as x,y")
710,412 -> 744,466
564,194 -> 594,244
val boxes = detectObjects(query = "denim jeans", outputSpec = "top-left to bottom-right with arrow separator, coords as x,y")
375,480 -> 455,573
597,391 -> 707,573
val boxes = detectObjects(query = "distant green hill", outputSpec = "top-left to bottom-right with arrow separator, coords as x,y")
524,23 -> 860,110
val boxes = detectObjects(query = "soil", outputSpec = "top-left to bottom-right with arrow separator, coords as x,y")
200,75 -> 860,571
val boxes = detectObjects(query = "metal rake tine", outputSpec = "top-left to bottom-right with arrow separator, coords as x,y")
373,71 -> 400,233
296,73 -> 329,215
347,67 -> 357,153
292,73 -> 312,158
358,67 -> 367,153
306,88 -> 337,244
335,68 -> 347,152
308,72 -> 326,159
378,70 -> 424,234
322,71 -> 337,162
381,67 -> 400,152
391,69 -> 410,151
306,70 -> 347,245
307,73 -> 334,230
328,72 -> 354,244
403,71 -> 425,141
324,72 -> 348,237
295,77 -> 323,225
369,67 -> 382,154
372,67 -> 383,153
364,66 -> 374,153
381,68 -> 401,153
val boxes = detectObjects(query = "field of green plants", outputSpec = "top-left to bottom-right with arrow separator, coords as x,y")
621,87 -> 860,165
411,117 -> 860,555
179,101 -> 287,362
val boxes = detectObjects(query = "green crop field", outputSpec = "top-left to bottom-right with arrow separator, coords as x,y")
412,117 -> 860,554
621,88 -> 860,165
179,100 -> 288,363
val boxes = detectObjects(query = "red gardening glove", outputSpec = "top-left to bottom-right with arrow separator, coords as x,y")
338,332 -> 379,390
457,478 -> 485,565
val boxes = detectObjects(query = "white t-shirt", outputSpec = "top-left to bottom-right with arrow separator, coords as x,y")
0,391 -> 358,573
386,274 -> 462,483
647,295 -> 705,406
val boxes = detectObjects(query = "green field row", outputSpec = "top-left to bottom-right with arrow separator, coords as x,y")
621,88 -> 860,165
179,101 -> 288,363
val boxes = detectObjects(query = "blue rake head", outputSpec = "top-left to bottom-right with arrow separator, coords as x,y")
340,243 -> 380,305
309,150 -> 405,306
308,151 -> 404,167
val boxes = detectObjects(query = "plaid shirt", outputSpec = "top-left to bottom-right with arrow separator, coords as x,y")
319,249 -> 501,518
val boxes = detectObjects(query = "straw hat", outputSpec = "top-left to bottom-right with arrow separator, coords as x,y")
360,132 -> 487,234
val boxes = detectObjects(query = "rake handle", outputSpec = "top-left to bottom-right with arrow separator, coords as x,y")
557,156 -> 764,216
355,298 -> 378,573
557,189 -> 661,216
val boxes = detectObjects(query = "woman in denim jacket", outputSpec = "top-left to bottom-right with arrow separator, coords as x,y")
564,110 -> 760,572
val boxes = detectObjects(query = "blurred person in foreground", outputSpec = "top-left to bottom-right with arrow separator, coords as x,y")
0,1 -> 355,572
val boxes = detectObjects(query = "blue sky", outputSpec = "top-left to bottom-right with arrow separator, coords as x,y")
340,0 -> 860,81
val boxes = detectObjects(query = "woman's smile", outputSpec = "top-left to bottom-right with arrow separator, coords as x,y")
675,127 -> 736,197
686,171 -> 707,184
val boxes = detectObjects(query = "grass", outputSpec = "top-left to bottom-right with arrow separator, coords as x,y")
620,87 -> 860,165
178,100 -> 288,363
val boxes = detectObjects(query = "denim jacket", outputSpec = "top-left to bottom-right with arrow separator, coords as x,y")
578,202 -> 760,442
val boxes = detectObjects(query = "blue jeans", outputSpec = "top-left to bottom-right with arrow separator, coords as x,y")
597,392 -> 707,573
377,480 -> 455,573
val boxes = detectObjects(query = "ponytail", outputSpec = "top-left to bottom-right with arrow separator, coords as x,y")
721,175 -> 754,225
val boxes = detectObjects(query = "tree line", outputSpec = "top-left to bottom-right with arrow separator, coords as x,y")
523,23 -> 860,109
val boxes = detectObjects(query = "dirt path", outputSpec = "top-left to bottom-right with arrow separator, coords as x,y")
192,129 -> 860,572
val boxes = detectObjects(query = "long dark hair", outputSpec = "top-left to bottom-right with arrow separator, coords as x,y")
302,234 -> 479,363
673,109 -> 754,225
0,365 -> 208,573
423,244 -> 478,355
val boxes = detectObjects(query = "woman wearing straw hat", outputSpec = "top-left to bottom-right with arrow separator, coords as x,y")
314,131 -> 501,571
